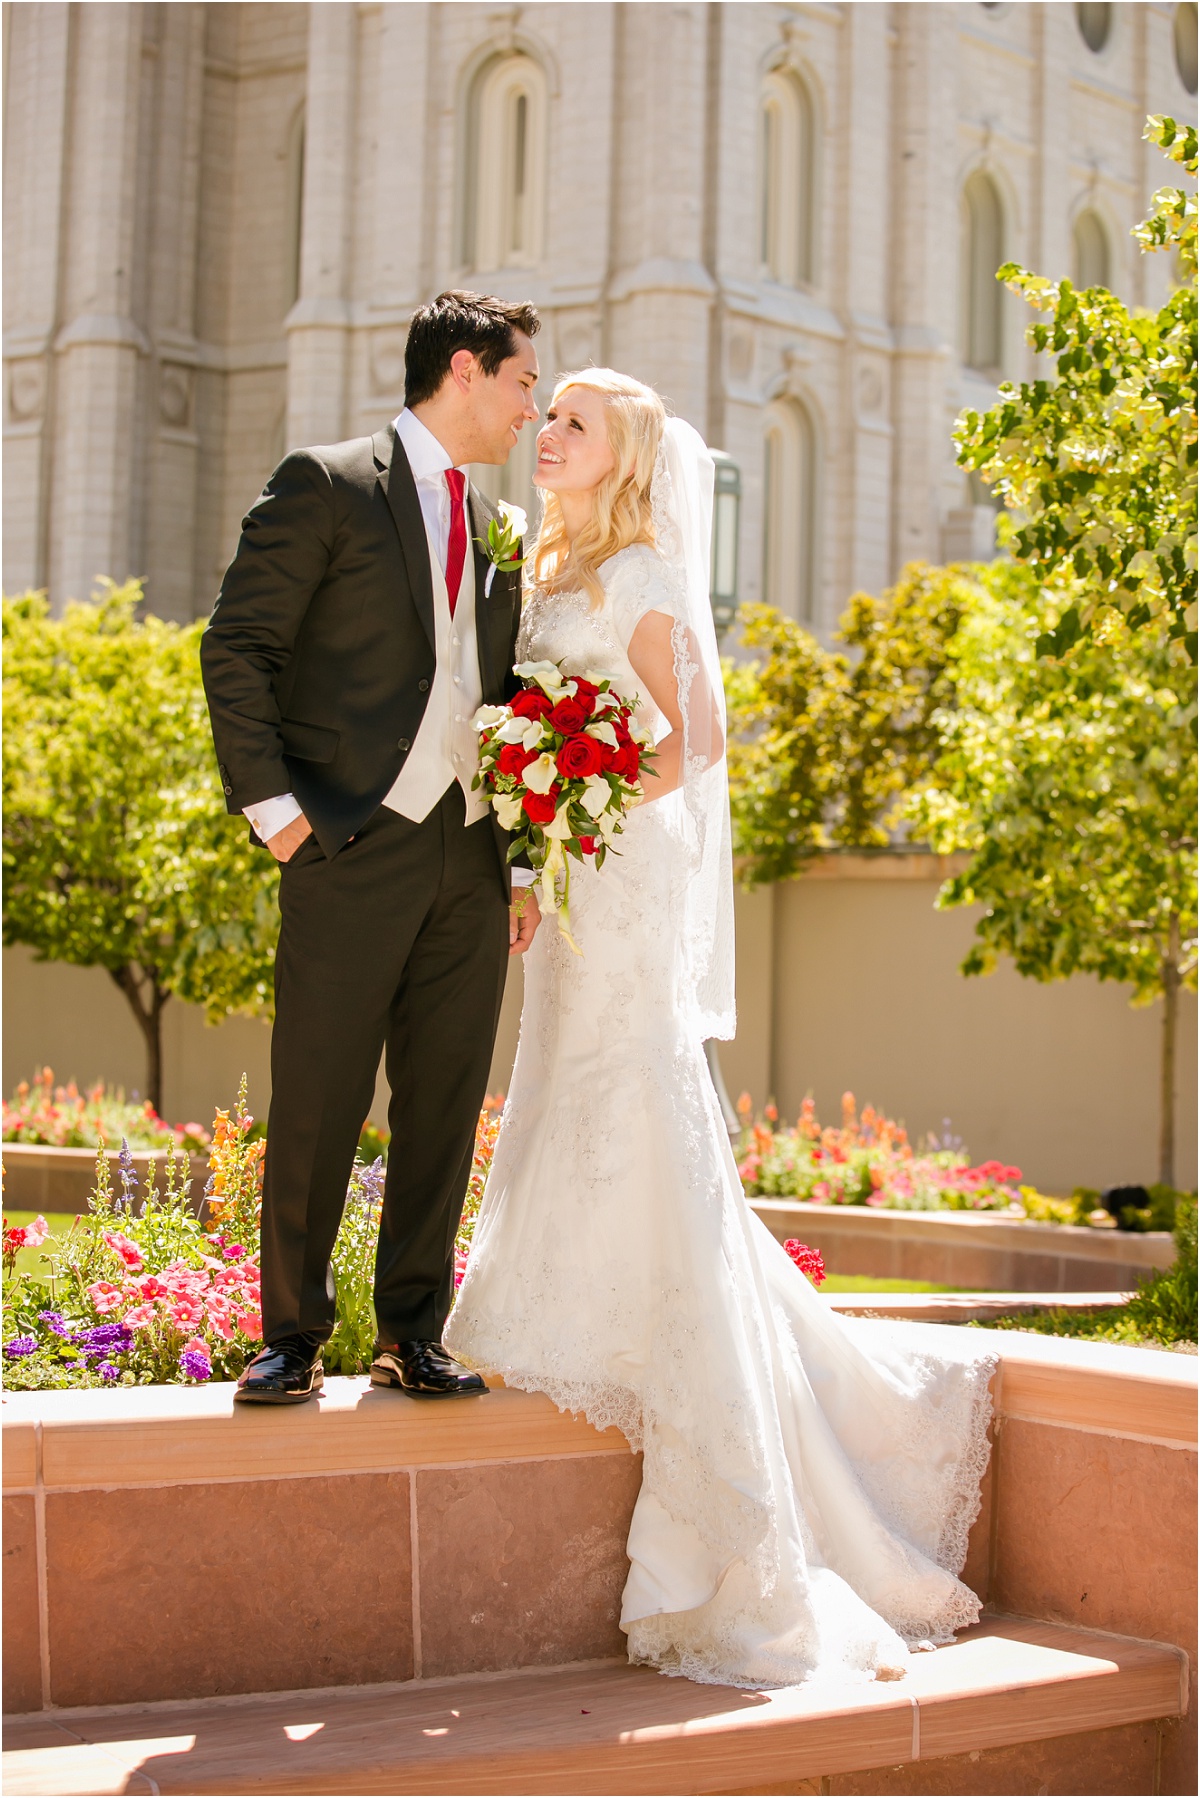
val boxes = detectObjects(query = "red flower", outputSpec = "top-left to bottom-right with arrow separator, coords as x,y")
783,1240 -> 827,1286
612,741 -> 640,782
497,743 -> 536,778
570,678 -> 600,701
556,734 -> 604,779
511,689 -> 553,720
522,788 -> 560,824
549,696 -> 589,735
578,835 -> 598,855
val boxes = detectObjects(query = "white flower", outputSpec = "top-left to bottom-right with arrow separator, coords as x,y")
492,791 -> 525,831
514,660 -> 568,698
497,500 -> 528,536
586,720 -> 619,749
522,753 -> 559,795
472,704 -> 508,731
495,715 -> 544,749
580,776 -> 613,820
542,806 -> 575,841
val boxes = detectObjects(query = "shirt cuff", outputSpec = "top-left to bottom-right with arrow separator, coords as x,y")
510,867 -> 538,888
244,793 -> 303,842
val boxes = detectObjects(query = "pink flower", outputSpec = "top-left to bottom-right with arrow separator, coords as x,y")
22,1215 -> 50,1249
138,1276 -> 170,1301
87,1281 -> 124,1314
103,1231 -> 143,1273
168,1297 -> 204,1330
123,1304 -> 157,1330
182,1336 -> 209,1358
811,1181 -> 831,1204
234,1308 -> 263,1340
206,1309 -> 236,1342
783,1240 -> 827,1286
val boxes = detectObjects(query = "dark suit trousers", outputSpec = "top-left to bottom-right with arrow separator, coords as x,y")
262,787 -> 509,1346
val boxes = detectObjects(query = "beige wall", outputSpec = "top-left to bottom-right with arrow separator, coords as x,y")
5,858 -> 1194,1194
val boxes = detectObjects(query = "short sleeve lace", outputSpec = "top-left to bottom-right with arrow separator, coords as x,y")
602,545 -> 678,652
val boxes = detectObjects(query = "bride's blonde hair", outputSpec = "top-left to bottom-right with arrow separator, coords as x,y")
529,369 -> 666,608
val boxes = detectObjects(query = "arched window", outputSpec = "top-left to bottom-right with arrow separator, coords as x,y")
461,52 -> 547,272
960,171 -> 1005,377
1072,209 -> 1110,290
758,68 -> 817,287
762,398 -> 817,624
285,104 -> 305,309
1075,3 -> 1112,52
1175,3 -> 1198,93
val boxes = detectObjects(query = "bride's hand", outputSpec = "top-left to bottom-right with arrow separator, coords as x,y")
509,885 -> 541,955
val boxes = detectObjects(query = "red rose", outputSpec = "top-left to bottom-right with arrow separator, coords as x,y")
511,689 -> 553,720
556,734 -> 604,779
497,743 -> 536,778
549,696 -> 588,735
570,678 -> 600,702
522,787 -> 560,825
614,741 -> 641,782
578,835 -> 598,855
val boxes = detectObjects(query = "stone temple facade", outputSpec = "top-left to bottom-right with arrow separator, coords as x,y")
3,1 -> 1194,630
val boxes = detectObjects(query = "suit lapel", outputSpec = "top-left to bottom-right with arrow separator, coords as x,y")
469,485 -> 515,700
374,425 -> 436,654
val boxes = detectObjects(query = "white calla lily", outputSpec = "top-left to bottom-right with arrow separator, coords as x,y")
514,660 -> 568,698
497,500 -> 528,535
580,776 -> 613,820
542,807 -> 575,841
492,791 -> 524,831
587,720 -> 619,748
522,753 -> 559,795
472,704 -> 508,731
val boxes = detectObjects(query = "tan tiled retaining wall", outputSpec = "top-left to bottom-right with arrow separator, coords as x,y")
3,1332 -> 1195,1788
751,1199 -> 1172,1292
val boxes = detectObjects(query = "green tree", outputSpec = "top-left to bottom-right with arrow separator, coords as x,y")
726,564 -> 968,886
3,584 -> 278,1112
906,565 -> 1197,1186
955,116 -> 1197,659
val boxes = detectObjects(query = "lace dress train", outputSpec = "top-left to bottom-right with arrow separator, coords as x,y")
445,544 -> 996,1689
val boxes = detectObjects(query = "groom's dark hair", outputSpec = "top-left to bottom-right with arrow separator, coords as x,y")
404,290 -> 541,407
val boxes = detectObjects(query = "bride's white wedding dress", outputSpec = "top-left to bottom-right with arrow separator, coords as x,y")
446,467 -> 996,1690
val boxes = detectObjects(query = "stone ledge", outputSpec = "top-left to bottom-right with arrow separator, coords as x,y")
0,1618 -> 1186,1797
3,1327 -> 1194,1497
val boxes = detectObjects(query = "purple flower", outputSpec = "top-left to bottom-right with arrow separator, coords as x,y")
97,1362 -> 120,1383
4,1336 -> 38,1360
77,1323 -> 134,1354
180,1348 -> 211,1382
38,1311 -> 71,1337
359,1157 -> 386,1205
117,1137 -> 138,1210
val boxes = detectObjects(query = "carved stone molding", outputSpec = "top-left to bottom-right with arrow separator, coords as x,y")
7,359 -> 46,423
159,363 -> 194,428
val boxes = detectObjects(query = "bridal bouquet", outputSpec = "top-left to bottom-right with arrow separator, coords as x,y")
472,660 -> 653,949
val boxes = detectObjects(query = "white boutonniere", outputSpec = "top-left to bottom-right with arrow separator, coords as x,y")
477,501 -> 527,597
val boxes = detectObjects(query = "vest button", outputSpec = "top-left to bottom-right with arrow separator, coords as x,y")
418,679 -> 429,692
397,738 -> 410,752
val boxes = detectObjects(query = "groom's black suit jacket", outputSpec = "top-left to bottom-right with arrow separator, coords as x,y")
201,424 -> 523,885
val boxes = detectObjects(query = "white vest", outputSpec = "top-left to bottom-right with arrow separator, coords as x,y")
381,515 -> 487,825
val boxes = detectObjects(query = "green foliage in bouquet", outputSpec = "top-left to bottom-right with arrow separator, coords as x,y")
2,583 -> 278,1112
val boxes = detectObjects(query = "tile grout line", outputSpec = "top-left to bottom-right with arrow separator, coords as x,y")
409,1466 -> 422,1681
34,1420 -> 51,1709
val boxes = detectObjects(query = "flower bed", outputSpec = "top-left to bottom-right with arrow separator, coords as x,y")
735,1092 -> 1185,1231
3,1067 -> 212,1153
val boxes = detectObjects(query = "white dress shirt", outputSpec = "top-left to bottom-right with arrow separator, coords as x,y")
244,408 -> 534,882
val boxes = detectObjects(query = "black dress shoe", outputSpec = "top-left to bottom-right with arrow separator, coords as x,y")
370,1339 -> 487,1398
235,1335 -> 324,1404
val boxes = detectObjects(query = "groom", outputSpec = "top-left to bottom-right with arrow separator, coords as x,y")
202,290 -> 542,1404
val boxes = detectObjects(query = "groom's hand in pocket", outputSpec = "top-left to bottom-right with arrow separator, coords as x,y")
266,814 -> 314,863
509,886 -> 541,955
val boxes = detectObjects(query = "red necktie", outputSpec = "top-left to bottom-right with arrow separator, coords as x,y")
444,468 -> 466,616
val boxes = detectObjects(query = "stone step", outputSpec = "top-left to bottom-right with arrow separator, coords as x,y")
2,1617 -> 1185,1797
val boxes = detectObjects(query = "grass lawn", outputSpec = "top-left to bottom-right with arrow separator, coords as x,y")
3,1211 -> 77,1281
821,1274 -> 973,1294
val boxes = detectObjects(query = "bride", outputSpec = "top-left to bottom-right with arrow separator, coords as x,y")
445,369 -> 996,1690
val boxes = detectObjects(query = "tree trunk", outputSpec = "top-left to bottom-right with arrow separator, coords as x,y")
109,966 -> 170,1115
1159,913 -> 1180,1190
